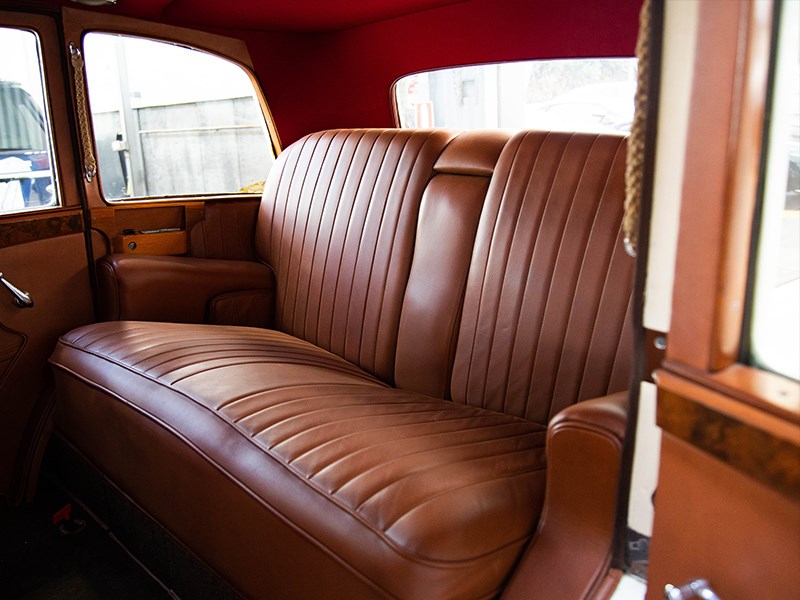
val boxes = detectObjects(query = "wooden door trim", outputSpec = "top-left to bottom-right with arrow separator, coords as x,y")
656,367 -> 799,501
0,210 -> 84,250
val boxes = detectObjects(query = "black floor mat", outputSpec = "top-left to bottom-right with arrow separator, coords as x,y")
0,479 -> 171,600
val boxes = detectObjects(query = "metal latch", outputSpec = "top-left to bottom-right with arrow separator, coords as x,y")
665,579 -> 722,600
0,272 -> 34,308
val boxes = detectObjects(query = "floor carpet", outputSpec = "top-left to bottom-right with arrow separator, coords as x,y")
0,479 -> 172,600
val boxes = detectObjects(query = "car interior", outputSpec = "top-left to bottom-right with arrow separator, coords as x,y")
0,0 -> 798,599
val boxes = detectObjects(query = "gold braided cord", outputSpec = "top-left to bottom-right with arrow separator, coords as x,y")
69,43 -> 98,182
624,0 -> 651,257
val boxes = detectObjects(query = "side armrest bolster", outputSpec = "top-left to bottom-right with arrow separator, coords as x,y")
502,391 -> 628,600
97,254 -> 275,326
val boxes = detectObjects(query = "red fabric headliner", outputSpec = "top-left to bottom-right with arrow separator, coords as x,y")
243,0 -> 643,144
164,0 -> 467,32
61,0 -> 471,32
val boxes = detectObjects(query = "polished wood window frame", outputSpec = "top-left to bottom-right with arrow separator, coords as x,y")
656,0 -> 799,495
60,6 -> 281,211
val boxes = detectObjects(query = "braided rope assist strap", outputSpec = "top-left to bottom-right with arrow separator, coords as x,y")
69,43 -> 98,183
623,0 -> 652,258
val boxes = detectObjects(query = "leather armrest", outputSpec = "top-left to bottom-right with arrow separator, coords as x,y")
97,254 -> 275,326
502,391 -> 629,600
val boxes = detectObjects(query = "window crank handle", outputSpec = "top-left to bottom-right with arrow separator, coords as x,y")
0,272 -> 34,308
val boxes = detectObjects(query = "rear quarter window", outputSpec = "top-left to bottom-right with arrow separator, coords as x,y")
82,33 -> 276,201
394,58 -> 637,134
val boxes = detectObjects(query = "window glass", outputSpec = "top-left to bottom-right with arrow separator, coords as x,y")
395,58 -> 637,133
748,0 -> 800,381
82,33 -> 275,200
0,27 -> 59,214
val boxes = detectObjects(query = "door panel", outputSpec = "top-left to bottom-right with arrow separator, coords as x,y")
0,227 -> 93,502
649,431 -> 799,599
648,372 -> 799,599
0,10 -> 94,503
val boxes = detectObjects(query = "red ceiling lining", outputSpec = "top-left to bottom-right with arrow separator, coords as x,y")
60,0 -> 469,32
164,0 -> 468,32
57,0 -> 173,22
244,0 -> 643,145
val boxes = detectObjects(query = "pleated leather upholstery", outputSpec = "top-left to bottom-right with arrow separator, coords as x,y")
451,131 -> 634,424
189,199 -> 260,260
255,129 -> 456,384
52,321 -> 547,599
50,129 -> 635,599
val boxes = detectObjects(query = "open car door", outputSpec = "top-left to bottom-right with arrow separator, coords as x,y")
644,1 -> 799,597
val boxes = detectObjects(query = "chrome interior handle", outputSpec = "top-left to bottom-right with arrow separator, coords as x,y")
0,272 -> 34,308
665,579 -> 722,600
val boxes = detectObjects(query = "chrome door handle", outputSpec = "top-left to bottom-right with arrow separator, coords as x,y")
665,579 -> 721,600
0,272 -> 34,308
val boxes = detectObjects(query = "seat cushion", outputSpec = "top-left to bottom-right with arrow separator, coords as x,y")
51,321 -> 548,599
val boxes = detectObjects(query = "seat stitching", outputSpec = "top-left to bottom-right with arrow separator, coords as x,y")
361,458 -> 545,523
303,423 -> 542,479
326,131 -> 378,355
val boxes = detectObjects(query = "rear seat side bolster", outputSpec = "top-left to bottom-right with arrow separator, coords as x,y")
501,392 -> 628,600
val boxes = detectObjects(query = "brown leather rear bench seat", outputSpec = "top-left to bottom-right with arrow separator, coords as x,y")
50,129 -> 633,599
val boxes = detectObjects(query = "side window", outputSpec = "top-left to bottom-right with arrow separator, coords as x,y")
746,0 -> 800,381
394,58 -> 637,134
0,27 -> 59,214
82,33 -> 276,201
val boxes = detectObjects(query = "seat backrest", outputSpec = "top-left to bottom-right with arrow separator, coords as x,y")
255,129 -> 456,382
451,131 -> 634,424
394,130 -> 511,398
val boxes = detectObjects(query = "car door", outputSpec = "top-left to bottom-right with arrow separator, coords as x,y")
0,8 -> 94,504
1,5 -> 279,505
644,1 -> 799,598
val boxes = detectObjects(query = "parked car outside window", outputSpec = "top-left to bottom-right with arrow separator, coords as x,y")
0,27 -> 58,214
